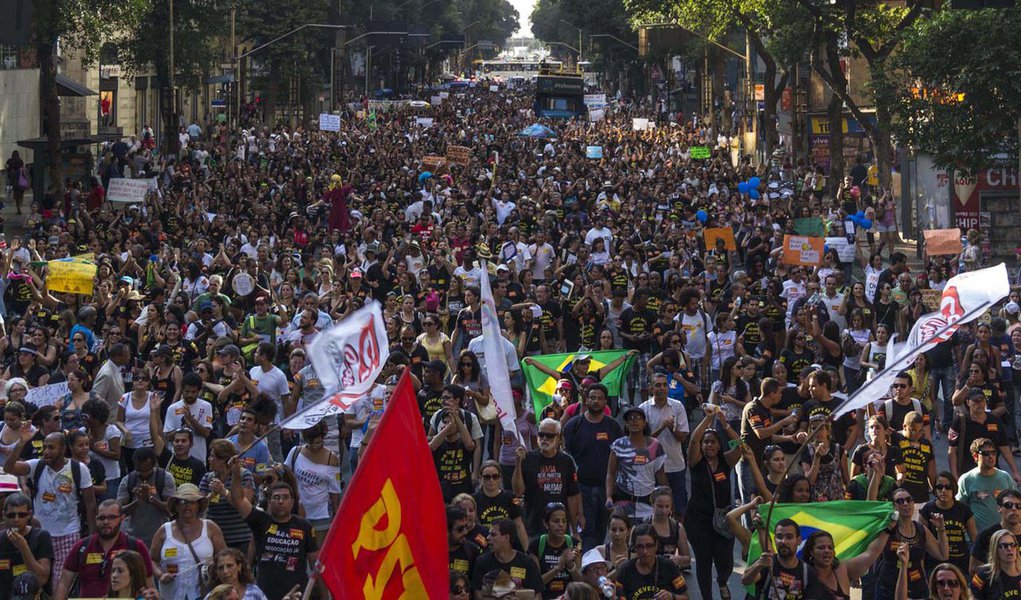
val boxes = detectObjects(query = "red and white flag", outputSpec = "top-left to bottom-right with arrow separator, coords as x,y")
280,301 -> 388,429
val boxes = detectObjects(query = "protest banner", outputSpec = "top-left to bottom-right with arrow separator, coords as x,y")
794,216 -> 826,237
430,95 -> 442,105
703,227 -> 737,251
422,155 -> 446,170
585,146 -> 603,159
480,262 -> 522,441
318,113 -> 341,132
923,228 -> 964,256
106,178 -> 150,203
920,288 -> 941,311
781,235 -> 825,266
26,382 -> 69,407
47,260 -> 97,295
689,146 -> 711,159
523,350 -> 636,417
583,93 -> 607,108
825,237 -> 857,262
589,109 -> 605,122
865,271 -> 880,302
446,145 -> 471,166
414,117 -> 434,128
632,118 -> 651,131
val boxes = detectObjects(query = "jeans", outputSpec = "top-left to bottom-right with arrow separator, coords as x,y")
932,365 -> 957,431
665,470 -> 688,520
735,458 -> 757,506
579,483 -> 608,551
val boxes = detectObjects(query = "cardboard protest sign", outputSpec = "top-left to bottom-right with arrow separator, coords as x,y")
107,178 -> 150,203
825,237 -> 856,262
318,113 -> 341,132
920,288 -> 942,311
782,235 -> 825,266
47,260 -> 97,295
923,229 -> 963,256
446,145 -> 470,166
703,227 -> 737,251
26,382 -> 69,407
632,118 -> 651,131
794,217 -> 825,237
415,117 -> 434,128
422,155 -> 446,170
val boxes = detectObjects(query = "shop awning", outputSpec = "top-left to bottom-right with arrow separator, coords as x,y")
55,73 -> 97,97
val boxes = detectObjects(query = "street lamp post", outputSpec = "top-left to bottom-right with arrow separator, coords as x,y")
560,19 -> 582,62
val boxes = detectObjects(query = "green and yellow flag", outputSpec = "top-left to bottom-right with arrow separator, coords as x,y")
521,350 -> 636,416
746,501 -> 892,592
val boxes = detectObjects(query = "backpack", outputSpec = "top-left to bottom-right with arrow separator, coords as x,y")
537,533 -> 573,560
71,532 -> 141,596
29,459 -> 83,502
884,398 -> 923,426
124,468 -> 168,502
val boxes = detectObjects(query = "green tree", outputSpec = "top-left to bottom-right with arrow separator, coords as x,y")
118,0 -> 231,152
886,7 -> 1021,173
32,0 -> 148,191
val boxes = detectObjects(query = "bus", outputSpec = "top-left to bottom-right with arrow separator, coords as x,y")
534,62 -> 585,118
473,59 -> 562,80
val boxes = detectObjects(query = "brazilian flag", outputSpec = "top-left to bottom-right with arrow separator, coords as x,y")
521,350 -> 636,416
746,501 -> 893,592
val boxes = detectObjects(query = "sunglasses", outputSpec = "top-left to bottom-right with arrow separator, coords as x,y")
1003,501 -> 1021,510
537,432 -> 558,440
935,578 -> 960,589
893,497 -> 913,505
1000,542 -> 1019,550
482,473 -> 501,481
977,450 -> 997,457
934,484 -> 953,491
4,512 -> 28,518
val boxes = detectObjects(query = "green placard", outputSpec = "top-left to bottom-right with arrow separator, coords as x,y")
690,146 -> 711,159
795,216 -> 826,237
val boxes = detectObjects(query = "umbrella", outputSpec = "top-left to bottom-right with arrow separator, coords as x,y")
518,124 -> 557,139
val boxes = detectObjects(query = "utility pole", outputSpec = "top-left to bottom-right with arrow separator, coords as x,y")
230,3 -> 236,127
169,0 -> 175,125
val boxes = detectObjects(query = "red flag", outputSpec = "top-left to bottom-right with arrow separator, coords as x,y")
318,368 -> 448,598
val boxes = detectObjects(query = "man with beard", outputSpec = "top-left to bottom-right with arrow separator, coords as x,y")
448,505 -> 480,581
513,418 -> 582,535
52,500 -> 154,600
228,457 -> 319,600
741,519 -> 821,599
563,383 -> 623,549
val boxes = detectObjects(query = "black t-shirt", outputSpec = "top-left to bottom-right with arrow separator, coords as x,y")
537,300 -> 562,339
244,509 -> 319,600
562,414 -> 623,487
751,560 -> 824,600
800,398 -> 857,446
970,566 -> 1021,599
470,550 -> 544,595
850,443 -> 902,479
619,307 -> 656,353
165,455 -> 207,487
449,539 -> 481,580
0,527 -> 53,600
949,413 -> 1008,473
433,439 -> 474,502
920,500 -> 973,574
891,431 -> 935,502
527,535 -> 575,598
877,398 -> 930,433
736,313 -> 764,355
741,399 -> 775,468
972,523 -> 1006,563
474,490 -> 523,527
519,451 -> 580,533
613,556 -> 689,600
416,386 -> 444,427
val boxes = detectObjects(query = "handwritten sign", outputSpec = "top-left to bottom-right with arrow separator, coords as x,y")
690,146 -> 711,160
318,113 -> 341,132
865,271 -> 880,303
589,109 -> 605,122
632,118 -> 651,131
703,227 -> 737,251
107,178 -> 150,203
923,229 -> 963,256
825,237 -> 856,262
782,235 -> 825,266
446,145 -> 470,166
920,289 -> 942,311
583,94 -> 607,108
422,155 -> 446,170
415,117 -> 434,128
585,146 -> 603,159
26,382 -> 69,407
47,260 -> 97,295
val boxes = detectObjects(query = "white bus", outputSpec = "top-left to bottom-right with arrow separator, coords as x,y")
474,59 -> 562,81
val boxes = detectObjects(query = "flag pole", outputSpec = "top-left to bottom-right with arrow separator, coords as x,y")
300,567 -> 319,600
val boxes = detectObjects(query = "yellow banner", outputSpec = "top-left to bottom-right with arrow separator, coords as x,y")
47,260 -> 97,295
72,252 -> 95,262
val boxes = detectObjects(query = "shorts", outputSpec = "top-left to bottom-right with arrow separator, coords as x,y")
876,222 -> 897,233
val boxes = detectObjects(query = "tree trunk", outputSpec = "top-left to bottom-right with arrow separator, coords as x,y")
827,91 -> 845,197
38,39 -> 63,194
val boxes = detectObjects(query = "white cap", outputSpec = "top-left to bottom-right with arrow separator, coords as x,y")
1006,301 -> 1020,315
580,548 -> 609,572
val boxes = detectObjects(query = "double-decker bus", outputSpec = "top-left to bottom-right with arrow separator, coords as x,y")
474,59 -> 562,80
534,62 -> 585,118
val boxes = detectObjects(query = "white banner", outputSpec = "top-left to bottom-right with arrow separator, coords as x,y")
415,117 -> 434,128
832,263 -> 1010,418
280,301 -> 388,428
825,237 -> 856,263
107,178 -> 151,203
26,382 -> 69,407
632,118 -> 651,131
479,261 -> 522,442
583,93 -> 607,108
319,113 -> 341,132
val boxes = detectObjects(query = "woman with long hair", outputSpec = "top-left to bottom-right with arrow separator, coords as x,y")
528,502 -> 580,596
779,329 -> 813,381
969,529 -> 1021,599
842,308 -> 874,393
877,487 -> 948,599
596,513 -> 632,576
209,547 -> 268,600
910,352 -> 937,415
417,313 -> 453,370
875,281 -> 901,336
800,415 -> 848,502
920,472 -> 977,576
151,484 -> 227,600
899,562 -> 967,600
850,414 -> 903,479
708,356 -> 748,436
644,486 -> 692,569
283,421 -> 341,542
107,550 -> 154,599
860,323 -> 890,382
804,526 -> 893,600
839,280 -> 876,331
56,369 -> 94,431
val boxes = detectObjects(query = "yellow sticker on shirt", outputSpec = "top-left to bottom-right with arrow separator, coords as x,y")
268,524 -> 278,535
12,564 -> 25,576
509,567 -> 526,580
86,553 -> 104,565
58,483 -> 72,494
42,492 -> 55,503
165,548 -> 177,558
0,559 -> 10,570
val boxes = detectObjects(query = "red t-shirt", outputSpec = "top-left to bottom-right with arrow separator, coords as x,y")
63,532 -> 154,597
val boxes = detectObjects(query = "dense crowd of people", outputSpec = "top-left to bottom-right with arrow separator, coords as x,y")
0,80 -> 1019,600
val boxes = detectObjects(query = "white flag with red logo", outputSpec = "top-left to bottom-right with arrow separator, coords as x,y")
833,263 -> 1009,418
280,301 -> 388,429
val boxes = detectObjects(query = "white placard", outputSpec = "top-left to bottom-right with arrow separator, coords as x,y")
632,118 -> 650,131
589,109 -> 605,122
439,92 -> 449,99
584,93 -> 607,108
865,271 -> 880,303
415,117 -> 434,128
232,272 -> 255,296
107,178 -> 151,203
430,95 -> 442,105
825,237 -> 857,262
26,382 -> 69,407
489,85 -> 499,92
318,113 -> 341,132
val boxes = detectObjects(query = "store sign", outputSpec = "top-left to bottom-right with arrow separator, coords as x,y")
952,167 -> 1018,229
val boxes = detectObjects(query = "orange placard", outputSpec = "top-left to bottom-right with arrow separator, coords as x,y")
422,155 -> 446,170
781,235 -> 825,266
704,227 -> 737,251
923,229 -> 963,256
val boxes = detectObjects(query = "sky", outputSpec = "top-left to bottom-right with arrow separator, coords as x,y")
510,0 -> 533,37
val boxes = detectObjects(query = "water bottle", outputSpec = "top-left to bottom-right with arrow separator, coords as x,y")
597,576 -> 615,598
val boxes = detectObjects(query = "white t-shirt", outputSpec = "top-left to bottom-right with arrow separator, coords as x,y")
28,459 -> 93,536
163,399 -> 214,461
249,365 -> 291,423
492,199 -> 516,225
707,330 -> 737,371
87,424 -> 123,480
677,311 -> 713,359
528,242 -> 555,281
821,292 -> 846,329
467,335 -> 521,375
453,265 -> 482,289
500,241 -> 531,273
284,448 -> 342,520
781,279 -> 807,319
639,398 -> 690,472
584,227 -> 613,250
